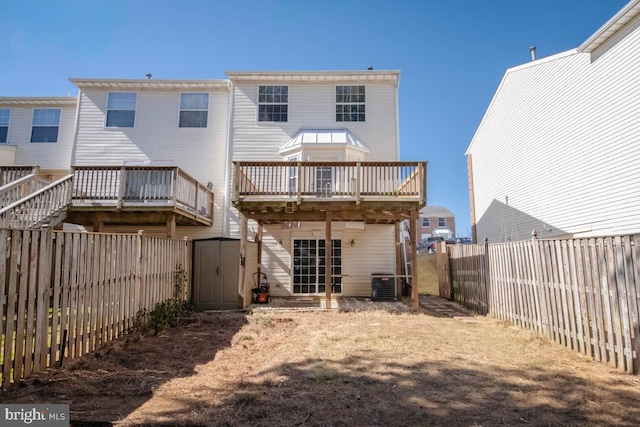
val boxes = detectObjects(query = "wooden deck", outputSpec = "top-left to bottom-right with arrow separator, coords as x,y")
233,161 -> 427,223
66,166 -> 214,231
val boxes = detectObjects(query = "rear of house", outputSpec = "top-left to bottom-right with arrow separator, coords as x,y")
227,71 -> 425,302
467,1 -> 640,242
68,78 -> 230,238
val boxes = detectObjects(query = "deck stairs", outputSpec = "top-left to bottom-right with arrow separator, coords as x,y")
0,173 -> 74,229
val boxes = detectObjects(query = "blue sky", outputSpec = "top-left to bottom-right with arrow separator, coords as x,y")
0,0 -> 629,236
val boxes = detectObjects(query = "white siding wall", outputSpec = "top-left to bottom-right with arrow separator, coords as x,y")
469,15 -> 640,241
226,79 -> 399,238
73,89 -> 230,236
258,223 -> 395,298
3,106 -> 76,170
229,81 -> 398,162
0,145 -> 16,165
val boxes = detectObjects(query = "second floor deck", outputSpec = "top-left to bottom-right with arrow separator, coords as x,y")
67,165 -> 214,227
233,161 -> 427,223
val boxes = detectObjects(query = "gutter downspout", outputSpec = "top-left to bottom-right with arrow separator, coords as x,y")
69,88 -> 82,169
222,79 -> 235,237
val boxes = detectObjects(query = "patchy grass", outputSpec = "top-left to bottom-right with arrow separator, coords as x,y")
1,310 -> 639,426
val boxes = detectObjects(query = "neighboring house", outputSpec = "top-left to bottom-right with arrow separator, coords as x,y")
416,206 -> 455,240
0,70 -> 427,309
67,78 -> 230,238
466,0 -> 640,243
0,97 -> 77,181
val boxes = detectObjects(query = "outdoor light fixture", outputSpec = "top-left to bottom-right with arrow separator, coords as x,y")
350,239 -> 355,247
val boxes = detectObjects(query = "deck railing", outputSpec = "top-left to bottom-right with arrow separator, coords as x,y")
71,166 -> 214,220
0,166 -> 39,187
0,174 -> 50,209
0,175 -> 73,229
233,161 -> 427,203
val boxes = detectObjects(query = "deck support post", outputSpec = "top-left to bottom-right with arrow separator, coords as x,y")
325,210 -> 332,310
395,221 -> 403,299
256,221 -> 263,303
166,214 -> 176,238
92,217 -> 103,233
410,209 -> 419,312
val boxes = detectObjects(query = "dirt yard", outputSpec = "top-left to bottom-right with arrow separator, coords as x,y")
1,306 -> 640,427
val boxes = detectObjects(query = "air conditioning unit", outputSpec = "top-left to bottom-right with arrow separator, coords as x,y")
371,273 -> 396,301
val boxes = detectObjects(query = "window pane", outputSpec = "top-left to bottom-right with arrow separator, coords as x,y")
33,109 -> 60,126
180,93 -> 208,110
108,92 -> 137,109
31,126 -> 58,143
179,111 -> 208,128
106,110 -> 135,127
0,109 -> 10,126
0,127 -> 7,143
335,86 -> 365,122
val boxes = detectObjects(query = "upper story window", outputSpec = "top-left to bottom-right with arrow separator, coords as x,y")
336,85 -> 365,122
422,218 -> 430,227
31,109 -> 60,143
0,109 -> 10,143
258,85 -> 288,122
179,93 -> 209,128
106,92 -> 137,127
438,217 -> 446,227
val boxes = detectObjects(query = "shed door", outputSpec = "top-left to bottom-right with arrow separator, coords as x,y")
193,240 -> 240,310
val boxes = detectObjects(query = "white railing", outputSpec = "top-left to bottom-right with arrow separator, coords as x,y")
0,175 -> 73,229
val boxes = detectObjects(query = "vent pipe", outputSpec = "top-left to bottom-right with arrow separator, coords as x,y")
529,46 -> 537,61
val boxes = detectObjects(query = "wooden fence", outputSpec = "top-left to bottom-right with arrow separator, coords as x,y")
0,229 -> 191,387
439,236 -> 640,374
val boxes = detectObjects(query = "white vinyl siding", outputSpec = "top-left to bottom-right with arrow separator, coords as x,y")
229,82 -> 398,162
73,89 -> 230,236
468,15 -> 640,241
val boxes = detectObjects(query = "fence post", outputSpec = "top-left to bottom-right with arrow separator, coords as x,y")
135,230 -> 144,314
483,237 -> 490,315
532,231 -> 551,339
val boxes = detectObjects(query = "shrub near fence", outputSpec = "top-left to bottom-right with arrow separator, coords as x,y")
0,229 -> 191,387
439,236 -> 640,374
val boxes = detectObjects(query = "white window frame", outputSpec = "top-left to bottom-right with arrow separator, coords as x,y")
257,85 -> 288,123
0,108 -> 10,143
438,217 -> 446,227
178,92 -> 209,128
30,108 -> 60,143
422,218 -> 430,227
106,92 -> 137,128
335,85 -> 365,122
